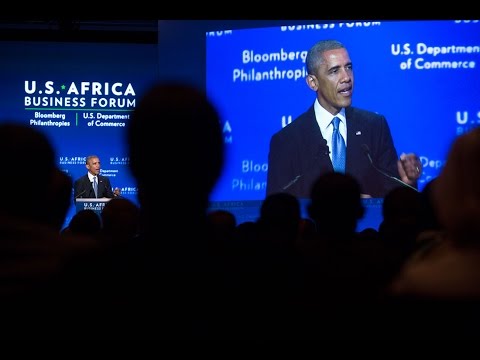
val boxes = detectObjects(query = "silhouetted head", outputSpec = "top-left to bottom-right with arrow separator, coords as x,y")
0,123 -> 57,221
207,210 -> 237,231
382,186 -> 421,225
418,178 -> 441,231
100,197 -> 140,242
258,192 -> 301,246
433,127 -> 480,240
127,82 -> 224,218
47,168 -> 74,231
66,209 -> 101,236
308,172 -> 364,235
259,192 -> 301,228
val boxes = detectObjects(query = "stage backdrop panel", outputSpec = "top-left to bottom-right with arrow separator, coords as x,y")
203,20 -> 480,229
0,40 -> 159,228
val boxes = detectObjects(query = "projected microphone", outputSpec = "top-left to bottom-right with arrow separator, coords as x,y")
361,144 -> 418,192
283,175 -> 301,191
282,139 -> 329,191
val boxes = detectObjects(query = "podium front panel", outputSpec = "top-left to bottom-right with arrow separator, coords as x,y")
75,198 -> 112,216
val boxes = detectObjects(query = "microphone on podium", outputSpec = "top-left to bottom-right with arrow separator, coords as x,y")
361,144 -> 418,192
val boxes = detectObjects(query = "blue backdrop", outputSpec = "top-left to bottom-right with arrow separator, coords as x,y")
1,20 -> 479,230
0,40 -> 159,227
206,20 -> 480,202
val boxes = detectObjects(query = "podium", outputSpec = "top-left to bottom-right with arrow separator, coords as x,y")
75,198 -> 111,216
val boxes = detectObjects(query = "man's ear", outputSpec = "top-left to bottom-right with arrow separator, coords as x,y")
306,75 -> 317,91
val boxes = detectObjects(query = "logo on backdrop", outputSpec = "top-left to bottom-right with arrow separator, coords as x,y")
24,80 -> 137,109
59,156 -> 87,165
25,80 -> 137,128
109,156 -> 130,166
116,186 -> 138,196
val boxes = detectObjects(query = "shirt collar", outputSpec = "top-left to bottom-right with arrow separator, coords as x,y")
314,99 -> 346,132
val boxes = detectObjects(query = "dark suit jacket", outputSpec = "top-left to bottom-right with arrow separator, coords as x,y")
266,105 -> 401,198
73,174 -> 114,200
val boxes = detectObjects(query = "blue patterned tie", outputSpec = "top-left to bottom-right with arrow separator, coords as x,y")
331,117 -> 346,173
93,176 -> 98,198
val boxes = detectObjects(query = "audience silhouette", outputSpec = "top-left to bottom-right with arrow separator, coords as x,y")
388,127 -> 480,341
378,186 -> 423,281
0,123 -> 101,333
6,94 -> 480,349
62,209 -> 102,236
124,82 -> 225,348
295,172 -> 393,342
99,197 -> 140,245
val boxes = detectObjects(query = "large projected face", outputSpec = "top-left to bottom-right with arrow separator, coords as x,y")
206,20 -> 480,203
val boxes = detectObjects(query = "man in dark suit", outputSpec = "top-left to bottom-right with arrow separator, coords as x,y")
73,155 -> 114,200
266,39 -> 422,199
